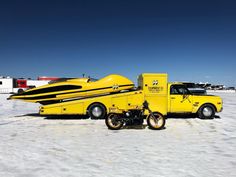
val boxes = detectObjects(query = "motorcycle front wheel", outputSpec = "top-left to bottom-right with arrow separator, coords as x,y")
147,112 -> 165,130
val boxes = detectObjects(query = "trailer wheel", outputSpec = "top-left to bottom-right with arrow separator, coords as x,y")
105,114 -> 124,130
17,89 -> 24,94
147,112 -> 165,130
198,104 -> 215,119
88,103 -> 106,119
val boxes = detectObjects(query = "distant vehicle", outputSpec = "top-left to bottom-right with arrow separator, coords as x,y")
181,82 -> 206,95
226,87 -> 235,90
37,76 -> 60,81
210,85 -> 225,90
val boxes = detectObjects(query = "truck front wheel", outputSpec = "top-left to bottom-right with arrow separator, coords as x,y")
147,112 -> 165,130
88,103 -> 106,119
198,104 -> 215,119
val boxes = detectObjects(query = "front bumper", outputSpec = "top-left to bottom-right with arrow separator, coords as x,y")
219,107 -> 223,112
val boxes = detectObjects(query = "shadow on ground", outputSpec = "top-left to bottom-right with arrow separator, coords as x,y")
14,113 -> 41,117
45,115 -> 90,120
166,113 -> 220,119
15,113 -> 221,121
15,113 -> 90,119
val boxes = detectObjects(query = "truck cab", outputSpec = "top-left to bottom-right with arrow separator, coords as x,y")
167,83 -> 223,118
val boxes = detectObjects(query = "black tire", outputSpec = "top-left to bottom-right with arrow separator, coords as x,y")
147,112 -> 165,130
198,104 -> 215,119
88,103 -> 106,119
105,114 -> 124,130
17,89 -> 24,94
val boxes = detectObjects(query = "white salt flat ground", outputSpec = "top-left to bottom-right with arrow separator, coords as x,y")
0,93 -> 235,177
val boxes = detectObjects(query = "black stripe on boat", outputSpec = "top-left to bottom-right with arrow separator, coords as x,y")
18,85 -> 83,96
20,84 -> 135,100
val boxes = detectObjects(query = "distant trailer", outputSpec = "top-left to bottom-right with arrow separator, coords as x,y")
27,80 -> 49,88
0,78 -> 28,94
38,76 -> 59,81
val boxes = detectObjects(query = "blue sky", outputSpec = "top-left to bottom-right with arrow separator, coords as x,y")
0,0 -> 236,86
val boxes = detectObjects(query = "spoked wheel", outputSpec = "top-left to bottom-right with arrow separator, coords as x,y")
147,112 -> 165,130
105,114 -> 124,130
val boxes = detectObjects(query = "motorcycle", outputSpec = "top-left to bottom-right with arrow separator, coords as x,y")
105,101 -> 166,130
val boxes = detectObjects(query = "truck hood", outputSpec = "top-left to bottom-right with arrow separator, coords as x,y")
192,94 -> 222,104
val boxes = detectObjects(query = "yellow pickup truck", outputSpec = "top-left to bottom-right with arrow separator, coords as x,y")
167,82 -> 222,118
38,73 -> 222,123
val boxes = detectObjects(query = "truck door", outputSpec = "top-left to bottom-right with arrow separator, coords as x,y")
169,85 -> 193,113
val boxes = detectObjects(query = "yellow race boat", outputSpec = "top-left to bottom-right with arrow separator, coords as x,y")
8,74 -> 134,105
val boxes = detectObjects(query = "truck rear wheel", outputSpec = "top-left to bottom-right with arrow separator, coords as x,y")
198,104 -> 215,119
88,103 -> 106,119
105,114 -> 124,130
147,112 -> 165,130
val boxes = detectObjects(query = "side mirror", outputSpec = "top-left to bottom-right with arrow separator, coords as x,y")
183,94 -> 187,99
182,89 -> 189,99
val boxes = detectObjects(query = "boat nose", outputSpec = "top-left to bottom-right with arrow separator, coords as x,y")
7,96 -> 12,100
7,94 -> 16,100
